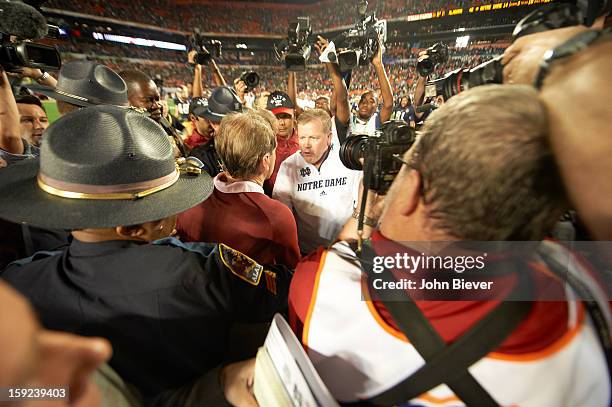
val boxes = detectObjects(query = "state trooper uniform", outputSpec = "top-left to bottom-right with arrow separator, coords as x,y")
0,106 -> 291,406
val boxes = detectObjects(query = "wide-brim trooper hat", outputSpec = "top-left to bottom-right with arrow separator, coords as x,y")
0,105 -> 213,230
26,60 -> 128,107
199,86 -> 243,123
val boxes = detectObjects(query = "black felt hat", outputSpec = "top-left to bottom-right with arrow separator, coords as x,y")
0,105 -> 213,229
26,60 -> 128,107
199,86 -> 243,122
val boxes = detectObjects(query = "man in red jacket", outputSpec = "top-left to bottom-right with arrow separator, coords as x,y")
178,110 -> 300,268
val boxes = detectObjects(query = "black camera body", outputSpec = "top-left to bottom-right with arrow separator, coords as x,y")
283,16 -> 315,71
0,1 -> 61,72
340,121 -> 415,194
416,42 -> 449,77
333,2 -> 386,72
425,55 -> 503,101
189,31 -> 221,65
240,71 -> 259,91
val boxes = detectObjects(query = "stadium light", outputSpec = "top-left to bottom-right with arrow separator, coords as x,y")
92,32 -> 187,51
455,35 -> 470,49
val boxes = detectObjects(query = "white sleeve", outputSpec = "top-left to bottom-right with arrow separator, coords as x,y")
272,160 -> 294,210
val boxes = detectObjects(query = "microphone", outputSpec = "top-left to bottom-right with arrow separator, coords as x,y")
0,0 -> 48,40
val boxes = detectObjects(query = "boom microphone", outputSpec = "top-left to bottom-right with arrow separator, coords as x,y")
0,0 -> 48,40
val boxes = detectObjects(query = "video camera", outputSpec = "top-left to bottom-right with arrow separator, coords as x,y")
332,0 -> 387,72
340,121 -> 416,194
0,0 -> 62,72
276,16 -> 315,71
424,56 -> 503,101
189,29 -> 221,65
416,42 -> 449,77
240,71 -> 260,91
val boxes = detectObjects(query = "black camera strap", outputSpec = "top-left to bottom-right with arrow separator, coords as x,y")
350,241 -> 532,407
536,241 -> 612,374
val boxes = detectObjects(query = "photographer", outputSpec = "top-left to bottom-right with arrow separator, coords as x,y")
190,50 -> 227,99
0,68 -> 42,164
350,39 -> 393,135
502,23 -> 612,240
288,85 -> 610,406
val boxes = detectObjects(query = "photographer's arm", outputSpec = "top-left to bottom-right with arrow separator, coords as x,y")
287,72 -> 303,116
211,60 -> 227,87
502,28 -> 612,240
16,67 -> 57,88
372,45 -> 393,123
0,68 -> 25,154
337,184 -> 384,242
326,62 -> 349,125
541,41 -> 612,240
190,51 -> 204,98
413,74 -> 427,119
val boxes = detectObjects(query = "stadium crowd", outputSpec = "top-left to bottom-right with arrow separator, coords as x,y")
47,0 -> 517,34
1,1 -> 610,407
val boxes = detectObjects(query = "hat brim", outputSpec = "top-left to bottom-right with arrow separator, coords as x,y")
270,107 -> 294,116
0,160 -> 214,230
25,84 -> 95,108
200,109 -> 226,123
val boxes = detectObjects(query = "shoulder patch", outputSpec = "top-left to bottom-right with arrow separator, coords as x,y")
219,244 -> 263,286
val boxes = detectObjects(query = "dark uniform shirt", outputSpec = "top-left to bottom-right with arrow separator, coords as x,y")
1,237 -> 291,402
190,139 -> 221,177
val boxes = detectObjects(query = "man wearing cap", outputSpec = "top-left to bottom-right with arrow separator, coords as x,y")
183,97 -> 214,150
0,105 -> 291,406
189,86 -> 243,177
28,60 -> 129,116
266,90 -> 299,189
0,61 -> 128,165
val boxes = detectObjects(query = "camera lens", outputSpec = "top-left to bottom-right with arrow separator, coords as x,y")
417,56 -> 434,77
339,134 -> 368,170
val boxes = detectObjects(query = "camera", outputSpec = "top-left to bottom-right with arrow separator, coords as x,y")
333,0 -> 387,72
425,56 -> 503,101
240,71 -> 259,91
340,120 -> 415,194
0,1 -> 61,72
189,29 -> 221,65
416,43 -> 449,77
277,16 -> 315,71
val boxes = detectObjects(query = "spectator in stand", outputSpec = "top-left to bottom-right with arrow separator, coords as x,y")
178,111 -> 300,268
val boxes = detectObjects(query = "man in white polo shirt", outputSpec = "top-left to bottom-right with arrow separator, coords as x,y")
273,109 -> 362,255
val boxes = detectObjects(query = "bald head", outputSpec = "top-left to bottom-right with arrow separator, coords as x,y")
119,69 -> 162,122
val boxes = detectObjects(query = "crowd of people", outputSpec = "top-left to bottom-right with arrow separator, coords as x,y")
47,0 -> 523,34
1,1 -> 611,407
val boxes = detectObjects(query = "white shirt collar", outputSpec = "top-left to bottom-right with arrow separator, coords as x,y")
214,173 -> 264,194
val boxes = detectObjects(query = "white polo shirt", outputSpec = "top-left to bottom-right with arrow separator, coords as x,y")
272,144 -> 362,255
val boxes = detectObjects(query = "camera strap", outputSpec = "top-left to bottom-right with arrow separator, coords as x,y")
536,240 -> 612,374
349,241 -> 532,407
